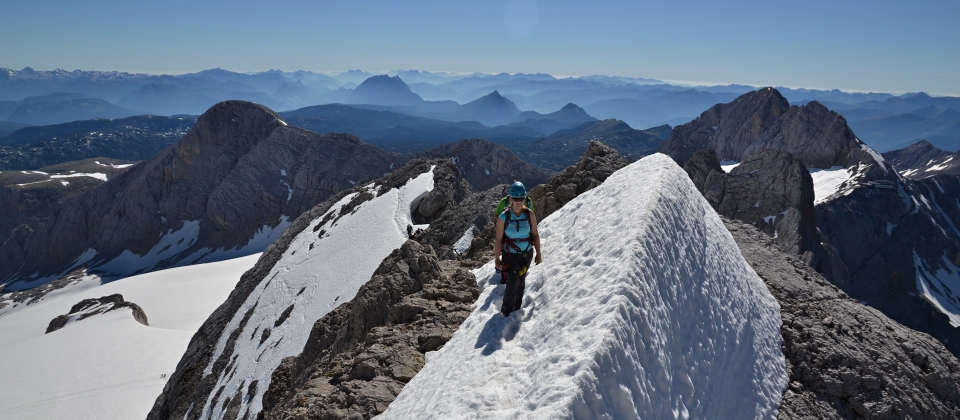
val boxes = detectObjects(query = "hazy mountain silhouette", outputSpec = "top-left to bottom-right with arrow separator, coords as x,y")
346,75 -> 424,106
7,97 -> 139,126
510,103 -> 598,134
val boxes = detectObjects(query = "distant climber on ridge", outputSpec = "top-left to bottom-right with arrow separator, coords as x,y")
494,181 -> 543,317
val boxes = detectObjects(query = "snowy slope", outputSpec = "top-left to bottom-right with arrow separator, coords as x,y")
381,154 -> 788,419
0,254 -> 259,420
196,168 -> 436,420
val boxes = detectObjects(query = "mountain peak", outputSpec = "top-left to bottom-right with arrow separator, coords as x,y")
347,75 -> 424,106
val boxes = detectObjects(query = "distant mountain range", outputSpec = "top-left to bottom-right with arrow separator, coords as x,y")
2,66 -> 958,154
1,100 -> 663,175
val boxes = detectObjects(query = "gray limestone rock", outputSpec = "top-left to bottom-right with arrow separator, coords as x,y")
146,158 -> 466,420
416,185 -> 506,261
682,148 -> 722,193
724,217 -> 960,420
0,157 -> 135,259
660,88 -> 960,357
45,293 -> 148,333
685,148 -> 819,256
0,268 -> 91,312
0,100 -> 405,288
883,140 -> 960,180
257,241 -> 479,420
658,87 -> 791,165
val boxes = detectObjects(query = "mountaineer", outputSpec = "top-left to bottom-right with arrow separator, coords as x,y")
493,181 -> 542,317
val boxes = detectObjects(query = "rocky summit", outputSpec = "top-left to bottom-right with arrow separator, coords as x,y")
882,139 -> 960,179
664,87 -> 960,357
0,100 -> 404,290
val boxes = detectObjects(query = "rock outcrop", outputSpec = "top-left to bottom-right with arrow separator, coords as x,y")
684,148 -> 819,256
258,241 -> 479,419
0,268 -> 92,312
528,140 -> 630,221
725,217 -> 960,419
0,100 -> 405,289
45,293 -> 148,333
416,138 -> 549,192
416,186 -> 506,261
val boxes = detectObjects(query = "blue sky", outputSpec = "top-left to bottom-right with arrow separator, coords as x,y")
2,0 -> 958,95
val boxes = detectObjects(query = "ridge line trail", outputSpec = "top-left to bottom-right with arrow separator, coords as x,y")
0,374 -> 166,415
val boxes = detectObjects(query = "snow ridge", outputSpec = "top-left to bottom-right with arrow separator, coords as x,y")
382,154 -> 787,419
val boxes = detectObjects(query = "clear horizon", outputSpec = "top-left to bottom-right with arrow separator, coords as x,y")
2,0 -> 958,96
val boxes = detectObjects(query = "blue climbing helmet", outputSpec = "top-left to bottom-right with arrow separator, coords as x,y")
494,181 -> 535,217
509,181 -> 526,198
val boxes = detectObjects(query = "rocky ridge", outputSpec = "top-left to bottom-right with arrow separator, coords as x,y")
882,140 -> 960,180
683,148 -> 819,256
145,158 -> 469,420
725,217 -> 960,419
258,241 -> 479,419
45,293 -> 148,333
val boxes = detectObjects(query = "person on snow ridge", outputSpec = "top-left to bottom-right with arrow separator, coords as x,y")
494,181 -> 542,317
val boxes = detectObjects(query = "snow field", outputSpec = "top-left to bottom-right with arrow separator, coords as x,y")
808,166 -> 855,204
381,154 -> 788,419
0,253 -> 260,420
199,168 -> 435,420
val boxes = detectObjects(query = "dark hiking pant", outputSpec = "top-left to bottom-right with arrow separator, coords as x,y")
501,249 -> 533,316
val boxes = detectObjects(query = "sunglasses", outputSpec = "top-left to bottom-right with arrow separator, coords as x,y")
511,197 -> 525,202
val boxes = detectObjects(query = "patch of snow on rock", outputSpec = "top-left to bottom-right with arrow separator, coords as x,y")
179,216 -> 292,266
808,166 -> 854,204
453,227 -> 476,254
49,172 -> 108,181
95,220 -> 201,277
719,160 -> 740,173
381,154 -> 787,419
